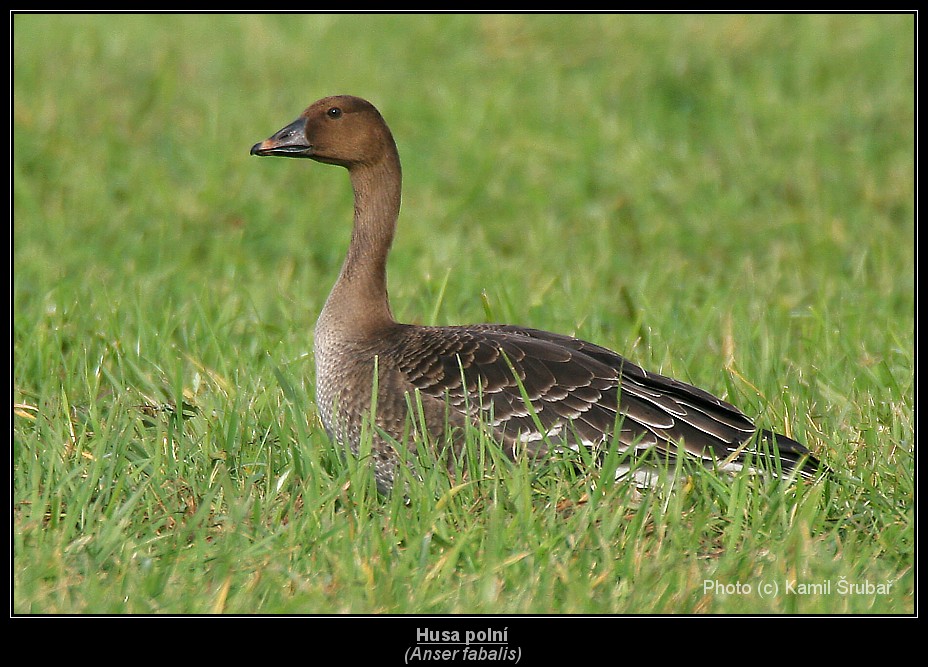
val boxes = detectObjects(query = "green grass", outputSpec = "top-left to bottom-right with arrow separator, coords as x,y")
13,14 -> 914,615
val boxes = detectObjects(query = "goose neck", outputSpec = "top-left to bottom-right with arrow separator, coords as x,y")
321,154 -> 402,332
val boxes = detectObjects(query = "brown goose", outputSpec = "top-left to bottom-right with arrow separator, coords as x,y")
251,95 -> 822,493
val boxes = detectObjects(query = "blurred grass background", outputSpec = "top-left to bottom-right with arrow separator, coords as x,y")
13,14 -> 913,615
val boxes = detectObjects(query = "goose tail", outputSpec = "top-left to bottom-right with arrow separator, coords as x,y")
755,429 -> 825,480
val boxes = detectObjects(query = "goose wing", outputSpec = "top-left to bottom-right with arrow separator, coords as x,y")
390,323 -> 776,470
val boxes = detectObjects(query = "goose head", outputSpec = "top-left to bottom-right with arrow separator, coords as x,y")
250,95 -> 396,169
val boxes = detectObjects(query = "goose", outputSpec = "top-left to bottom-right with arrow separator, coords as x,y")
251,95 -> 822,494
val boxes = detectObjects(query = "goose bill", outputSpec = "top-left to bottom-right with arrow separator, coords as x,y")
250,117 -> 314,157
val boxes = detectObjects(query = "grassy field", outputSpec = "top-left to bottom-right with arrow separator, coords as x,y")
13,14 -> 914,619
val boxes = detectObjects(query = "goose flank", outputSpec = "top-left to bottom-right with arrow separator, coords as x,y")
251,95 -> 823,494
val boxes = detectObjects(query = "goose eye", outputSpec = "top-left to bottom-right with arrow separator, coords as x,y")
327,107 -> 342,119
